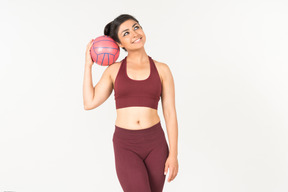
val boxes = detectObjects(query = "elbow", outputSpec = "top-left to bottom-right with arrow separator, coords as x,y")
84,97 -> 101,110
84,105 -> 91,110
83,98 -> 93,110
84,103 -> 98,110
84,102 -> 93,110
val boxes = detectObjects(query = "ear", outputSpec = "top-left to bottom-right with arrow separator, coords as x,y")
116,42 -> 124,48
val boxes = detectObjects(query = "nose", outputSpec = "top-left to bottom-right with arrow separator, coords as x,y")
131,30 -> 139,37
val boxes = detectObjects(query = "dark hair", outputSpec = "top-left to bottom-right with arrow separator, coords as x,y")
104,14 -> 139,52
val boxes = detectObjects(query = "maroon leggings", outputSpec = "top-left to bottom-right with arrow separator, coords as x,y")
112,121 -> 169,192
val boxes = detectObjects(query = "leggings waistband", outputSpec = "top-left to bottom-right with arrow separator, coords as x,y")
114,121 -> 162,136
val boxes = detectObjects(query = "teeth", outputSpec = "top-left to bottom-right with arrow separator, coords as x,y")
134,38 -> 141,43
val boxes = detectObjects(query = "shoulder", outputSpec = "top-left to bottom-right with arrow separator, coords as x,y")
103,61 -> 121,74
107,60 -> 122,68
153,59 -> 170,71
152,59 -> 172,80
106,61 -> 122,82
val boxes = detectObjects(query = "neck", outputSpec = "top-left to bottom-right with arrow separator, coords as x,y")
126,47 -> 149,64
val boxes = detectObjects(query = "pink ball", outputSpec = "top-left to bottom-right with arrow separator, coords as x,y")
90,35 -> 120,66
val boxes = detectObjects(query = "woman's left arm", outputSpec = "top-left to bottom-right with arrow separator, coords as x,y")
160,62 -> 179,182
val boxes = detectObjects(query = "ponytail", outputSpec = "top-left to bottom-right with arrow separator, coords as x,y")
104,21 -> 113,36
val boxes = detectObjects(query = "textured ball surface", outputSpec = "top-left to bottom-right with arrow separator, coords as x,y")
90,35 -> 120,66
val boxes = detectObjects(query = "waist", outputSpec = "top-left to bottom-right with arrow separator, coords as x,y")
115,107 -> 160,130
114,121 -> 162,137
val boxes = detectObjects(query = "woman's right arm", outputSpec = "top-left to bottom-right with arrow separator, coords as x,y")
83,39 -> 113,110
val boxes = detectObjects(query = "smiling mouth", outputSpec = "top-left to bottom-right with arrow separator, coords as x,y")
133,37 -> 142,43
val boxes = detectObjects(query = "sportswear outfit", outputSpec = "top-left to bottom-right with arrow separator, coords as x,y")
113,56 -> 169,192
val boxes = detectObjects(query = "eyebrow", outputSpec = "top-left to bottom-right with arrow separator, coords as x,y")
121,22 -> 138,34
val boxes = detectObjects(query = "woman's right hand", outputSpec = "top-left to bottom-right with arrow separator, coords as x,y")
85,39 -> 95,67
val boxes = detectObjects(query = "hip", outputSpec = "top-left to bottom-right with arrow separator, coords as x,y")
113,121 -> 166,146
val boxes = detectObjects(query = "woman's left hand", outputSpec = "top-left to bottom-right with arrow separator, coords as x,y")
164,155 -> 179,182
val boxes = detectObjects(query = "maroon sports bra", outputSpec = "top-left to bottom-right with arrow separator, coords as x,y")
114,56 -> 162,110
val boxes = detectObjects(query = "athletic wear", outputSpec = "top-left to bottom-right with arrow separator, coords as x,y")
113,56 -> 167,191
112,121 -> 169,192
114,56 -> 162,109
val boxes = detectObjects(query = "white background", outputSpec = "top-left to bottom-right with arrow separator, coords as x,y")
1,0 -> 288,191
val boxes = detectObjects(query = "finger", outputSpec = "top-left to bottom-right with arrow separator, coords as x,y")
169,165 -> 178,181
168,176 -> 173,182
88,40 -> 94,49
86,40 -> 92,46
174,170 -> 178,179
169,168 -> 176,182
171,171 -> 176,181
86,39 -> 94,47
86,40 -> 94,54
168,169 -> 174,182
89,42 -> 94,49
164,164 -> 168,176
170,169 -> 175,182
173,168 -> 179,180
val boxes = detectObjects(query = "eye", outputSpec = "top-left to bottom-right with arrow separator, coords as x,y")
123,32 -> 129,36
123,26 -> 140,36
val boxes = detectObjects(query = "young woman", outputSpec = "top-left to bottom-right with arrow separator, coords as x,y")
83,14 -> 178,192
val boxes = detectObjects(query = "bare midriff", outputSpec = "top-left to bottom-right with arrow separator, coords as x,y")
115,107 -> 160,130
111,60 -> 162,130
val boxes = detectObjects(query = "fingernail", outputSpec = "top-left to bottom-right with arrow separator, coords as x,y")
164,172 -> 166,175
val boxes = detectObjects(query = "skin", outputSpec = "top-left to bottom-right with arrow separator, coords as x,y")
83,19 -> 178,182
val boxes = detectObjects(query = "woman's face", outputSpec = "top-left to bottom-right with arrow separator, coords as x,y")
117,19 -> 146,51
